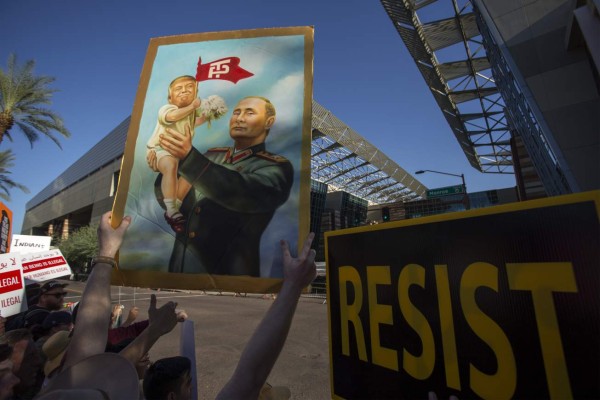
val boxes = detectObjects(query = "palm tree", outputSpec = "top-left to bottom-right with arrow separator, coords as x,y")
0,149 -> 28,201
0,53 -> 70,147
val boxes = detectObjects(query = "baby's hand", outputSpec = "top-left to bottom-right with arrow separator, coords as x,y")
192,98 -> 201,108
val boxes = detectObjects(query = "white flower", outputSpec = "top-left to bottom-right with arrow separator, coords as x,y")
200,95 -> 228,122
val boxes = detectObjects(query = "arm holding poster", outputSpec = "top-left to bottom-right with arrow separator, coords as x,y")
62,212 -> 131,370
217,233 -> 316,400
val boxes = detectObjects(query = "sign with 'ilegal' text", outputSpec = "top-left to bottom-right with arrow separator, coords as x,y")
20,249 -> 72,282
325,191 -> 599,399
0,253 -> 26,317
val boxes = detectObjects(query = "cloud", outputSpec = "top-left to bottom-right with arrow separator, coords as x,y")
266,73 -> 304,131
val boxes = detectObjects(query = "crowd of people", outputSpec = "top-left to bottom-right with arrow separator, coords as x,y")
0,211 -> 317,399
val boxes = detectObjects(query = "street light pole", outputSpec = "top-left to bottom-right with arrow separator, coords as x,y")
415,169 -> 471,210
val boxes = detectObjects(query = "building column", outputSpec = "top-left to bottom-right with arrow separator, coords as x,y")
61,217 -> 69,240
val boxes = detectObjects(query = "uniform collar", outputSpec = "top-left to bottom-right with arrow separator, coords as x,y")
225,142 -> 266,164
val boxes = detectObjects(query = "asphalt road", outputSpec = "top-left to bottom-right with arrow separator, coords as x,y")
63,280 -> 331,399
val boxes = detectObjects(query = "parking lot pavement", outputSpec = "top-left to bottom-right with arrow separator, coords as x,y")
62,280 -> 332,399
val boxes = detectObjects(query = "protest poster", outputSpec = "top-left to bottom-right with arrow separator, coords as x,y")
0,202 -> 12,254
112,27 -> 314,293
10,234 -> 52,254
325,190 -> 599,399
0,253 -> 26,317
20,249 -> 72,282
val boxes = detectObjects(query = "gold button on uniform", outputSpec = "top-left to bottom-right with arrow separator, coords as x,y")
194,207 -> 201,214
188,232 -> 196,239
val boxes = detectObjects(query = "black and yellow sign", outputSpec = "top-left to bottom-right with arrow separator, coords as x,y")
326,191 -> 599,399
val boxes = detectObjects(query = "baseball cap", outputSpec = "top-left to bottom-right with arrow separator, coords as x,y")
24,308 -> 50,328
42,311 -> 73,330
40,280 -> 68,293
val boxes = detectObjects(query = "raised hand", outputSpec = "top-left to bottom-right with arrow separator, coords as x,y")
97,211 -> 131,258
281,232 -> 317,291
148,294 -> 178,336
123,306 -> 139,326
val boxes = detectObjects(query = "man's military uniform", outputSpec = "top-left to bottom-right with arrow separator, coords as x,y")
156,142 -> 293,276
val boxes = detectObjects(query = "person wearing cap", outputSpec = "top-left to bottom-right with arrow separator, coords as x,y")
35,281 -> 69,313
34,311 -> 73,355
3,283 -> 43,332
0,344 -> 20,400
39,212 -> 182,400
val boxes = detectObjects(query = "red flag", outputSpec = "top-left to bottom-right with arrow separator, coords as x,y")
195,57 -> 254,84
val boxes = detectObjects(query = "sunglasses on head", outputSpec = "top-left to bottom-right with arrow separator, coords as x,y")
45,292 -> 67,298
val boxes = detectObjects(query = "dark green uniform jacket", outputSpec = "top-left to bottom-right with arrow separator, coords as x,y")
156,142 -> 294,276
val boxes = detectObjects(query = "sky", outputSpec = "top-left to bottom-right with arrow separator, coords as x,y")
0,0 -> 516,233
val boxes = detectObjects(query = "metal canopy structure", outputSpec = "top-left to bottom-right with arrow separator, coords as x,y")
381,0 -> 514,174
26,102 -> 426,213
311,101 -> 427,204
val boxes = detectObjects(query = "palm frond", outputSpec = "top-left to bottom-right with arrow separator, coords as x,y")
0,53 -> 70,147
0,149 -> 29,200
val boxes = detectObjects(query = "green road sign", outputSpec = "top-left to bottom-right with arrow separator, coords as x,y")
426,184 -> 465,198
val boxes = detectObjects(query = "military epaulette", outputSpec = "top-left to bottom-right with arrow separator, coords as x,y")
206,147 -> 230,153
256,151 -> 289,163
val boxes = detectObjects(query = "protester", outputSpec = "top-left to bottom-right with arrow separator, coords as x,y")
4,281 -> 69,334
40,312 -> 72,336
118,294 -> 185,367
136,233 -> 316,400
142,356 -> 192,400
0,344 -> 20,400
71,302 -> 150,347
35,311 -> 73,350
215,232 -> 316,399
30,282 -> 68,313
56,212 -> 131,370
0,329 -> 44,399
39,212 -> 186,399
32,210 -> 315,399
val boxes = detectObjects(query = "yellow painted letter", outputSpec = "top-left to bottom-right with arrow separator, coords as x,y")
506,262 -> 576,399
339,266 -> 368,361
461,262 -> 516,399
399,263 -> 435,380
435,264 -> 460,390
367,266 -> 398,371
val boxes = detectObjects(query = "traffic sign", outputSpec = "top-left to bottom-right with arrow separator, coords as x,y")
426,184 -> 464,198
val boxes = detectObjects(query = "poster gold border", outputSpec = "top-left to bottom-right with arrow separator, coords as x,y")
111,26 -> 314,292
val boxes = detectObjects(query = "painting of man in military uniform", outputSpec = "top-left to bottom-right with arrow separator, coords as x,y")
146,96 -> 294,276
113,27 -> 313,292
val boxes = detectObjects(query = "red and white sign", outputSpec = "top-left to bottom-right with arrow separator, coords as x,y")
0,253 -> 26,317
21,249 -> 72,282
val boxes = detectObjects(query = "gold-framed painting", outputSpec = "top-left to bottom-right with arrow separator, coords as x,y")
112,27 -> 313,293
